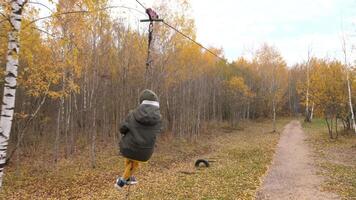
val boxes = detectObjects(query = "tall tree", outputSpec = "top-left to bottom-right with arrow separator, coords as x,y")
0,0 -> 27,188
305,48 -> 312,122
341,34 -> 356,134
254,44 -> 287,132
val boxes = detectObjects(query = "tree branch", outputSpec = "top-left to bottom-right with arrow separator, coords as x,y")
23,5 -> 146,29
0,12 -> 10,25
31,26 -> 56,37
28,1 -> 54,13
29,26 -> 82,51
0,18 -> 9,25
6,83 -> 51,165
0,12 -> 7,19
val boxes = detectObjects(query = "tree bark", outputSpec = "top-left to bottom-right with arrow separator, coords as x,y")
325,118 -> 332,138
346,71 -> 356,134
272,97 -> 276,132
0,0 -> 27,188
305,51 -> 311,122
341,34 -> 356,134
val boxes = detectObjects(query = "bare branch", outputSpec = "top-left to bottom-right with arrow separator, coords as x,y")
0,12 -> 6,18
29,26 -> 83,53
0,18 -> 7,25
6,84 -> 50,164
31,26 -> 56,37
28,1 -> 54,13
23,5 -> 146,29
0,11 -> 10,27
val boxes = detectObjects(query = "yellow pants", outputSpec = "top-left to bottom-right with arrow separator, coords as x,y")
122,158 -> 140,180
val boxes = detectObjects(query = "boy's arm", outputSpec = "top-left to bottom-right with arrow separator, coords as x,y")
119,111 -> 132,135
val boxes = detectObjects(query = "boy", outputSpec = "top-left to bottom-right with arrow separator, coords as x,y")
115,89 -> 162,189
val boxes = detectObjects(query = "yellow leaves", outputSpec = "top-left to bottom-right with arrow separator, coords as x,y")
47,91 -> 63,99
227,76 -> 253,98
300,58 -> 349,117
0,121 -> 281,199
14,112 -> 29,120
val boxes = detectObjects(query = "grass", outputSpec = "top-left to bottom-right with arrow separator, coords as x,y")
303,118 -> 356,199
0,119 -> 290,200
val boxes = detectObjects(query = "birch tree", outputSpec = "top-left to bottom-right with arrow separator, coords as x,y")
341,34 -> 356,134
254,44 -> 287,132
0,0 -> 27,188
305,49 -> 312,122
0,0 -> 298,172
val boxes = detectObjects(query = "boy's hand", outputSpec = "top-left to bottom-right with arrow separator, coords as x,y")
119,114 -> 131,135
119,123 -> 129,135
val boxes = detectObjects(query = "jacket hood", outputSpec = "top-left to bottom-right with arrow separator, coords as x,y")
133,104 -> 161,126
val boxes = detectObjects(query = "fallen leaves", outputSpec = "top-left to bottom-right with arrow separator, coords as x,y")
0,120 -> 287,199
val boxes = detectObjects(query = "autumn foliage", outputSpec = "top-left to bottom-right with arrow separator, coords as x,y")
0,0 -> 354,171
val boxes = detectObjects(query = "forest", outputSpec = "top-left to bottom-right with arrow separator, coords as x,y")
0,0 -> 355,199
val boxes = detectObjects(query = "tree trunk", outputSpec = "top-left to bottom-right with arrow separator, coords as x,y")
54,98 -> 63,163
346,72 -> 356,134
272,97 -> 276,132
90,108 -> 96,168
325,118 -> 332,138
330,118 -> 334,139
288,71 -> 293,116
305,54 -> 311,122
335,117 -> 338,135
342,35 -> 356,134
0,0 -> 26,188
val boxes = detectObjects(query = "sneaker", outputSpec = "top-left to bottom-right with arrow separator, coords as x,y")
114,177 -> 126,190
126,176 -> 138,185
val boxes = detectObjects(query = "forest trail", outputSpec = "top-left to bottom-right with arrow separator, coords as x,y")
256,120 -> 339,200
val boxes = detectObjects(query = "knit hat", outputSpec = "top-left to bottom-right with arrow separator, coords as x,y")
139,89 -> 159,103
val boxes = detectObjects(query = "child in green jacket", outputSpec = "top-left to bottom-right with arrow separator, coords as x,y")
115,89 -> 162,189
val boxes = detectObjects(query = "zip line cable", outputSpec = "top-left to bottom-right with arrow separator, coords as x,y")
134,0 -> 225,61
9,0 -> 225,61
135,0 -> 147,10
162,21 -> 225,61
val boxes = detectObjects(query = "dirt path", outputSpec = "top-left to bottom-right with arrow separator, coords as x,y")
256,120 -> 339,200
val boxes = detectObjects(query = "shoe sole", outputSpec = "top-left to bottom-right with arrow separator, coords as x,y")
114,183 -> 124,190
127,181 -> 138,185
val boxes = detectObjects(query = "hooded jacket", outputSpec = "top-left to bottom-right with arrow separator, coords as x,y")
119,90 -> 162,162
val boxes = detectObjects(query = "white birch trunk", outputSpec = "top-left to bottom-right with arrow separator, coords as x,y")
305,57 -> 310,122
272,98 -> 276,132
346,71 -> 356,133
341,35 -> 356,134
0,0 -> 26,188
271,64 -> 277,132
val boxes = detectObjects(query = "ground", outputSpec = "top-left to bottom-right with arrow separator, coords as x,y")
0,119 -> 288,200
256,120 -> 339,200
303,119 -> 356,199
2,118 -> 353,200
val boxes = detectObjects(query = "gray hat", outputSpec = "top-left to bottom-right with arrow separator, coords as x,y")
139,89 -> 159,103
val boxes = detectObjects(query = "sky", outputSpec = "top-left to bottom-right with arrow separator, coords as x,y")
188,0 -> 356,65
37,0 -> 356,65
